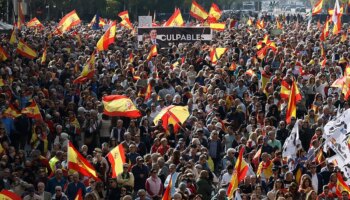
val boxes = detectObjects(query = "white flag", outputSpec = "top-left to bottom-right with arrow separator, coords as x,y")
282,120 -> 302,159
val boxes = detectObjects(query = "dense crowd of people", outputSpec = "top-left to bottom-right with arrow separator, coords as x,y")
0,11 -> 349,200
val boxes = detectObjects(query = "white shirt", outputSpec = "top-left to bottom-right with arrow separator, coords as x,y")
221,172 -> 232,187
311,173 -> 318,193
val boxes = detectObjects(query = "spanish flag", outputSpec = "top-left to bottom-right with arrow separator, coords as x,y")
153,105 -> 189,133
210,22 -> 225,31
276,19 -> 283,29
314,149 -> 324,165
17,1 -> 25,29
336,172 -> 350,196
27,17 -> 43,28
0,46 -> 10,62
190,1 -> 209,22
120,18 -> 134,30
147,45 -> 158,61
245,69 -> 256,77
320,57 -> 327,67
257,159 -> 273,180
261,70 -> 271,93
229,62 -> 237,71
74,188 -> 83,200
129,53 -> 134,63
21,100 -> 42,120
73,51 -> 96,84
144,83 -> 152,101
247,18 -> 253,26
0,190 -> 21,200
207,3 -> 222,23
295,165 -> 303,184
41,46 -> 47,65
102,95 -> 142,118
56,10 -> 81,34
312,0 -> 323,16
252,147 -> 262,169
256,19 -> 265,29
164,8 -> 184,27
333,14 -> 342,35
118,11 -> 130,21
3,104 -> 21,118
210,47 -> 227,64
68,141 -> 100,181
341,32 -> 347,42
9,29 -> 17,45
96,21 -> 116,51
257,46 -> 268,60
286,80 -> 302,124
162,175 -> 172,200
320,17 -> 330,41
17,40 -> 37,59
227,147 -> 248,198
88,15 -> 106,27
107,144 -> 126,178
280,80 -> 291,99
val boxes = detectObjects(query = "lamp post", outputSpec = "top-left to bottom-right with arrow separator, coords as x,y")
46,2 -> 56,20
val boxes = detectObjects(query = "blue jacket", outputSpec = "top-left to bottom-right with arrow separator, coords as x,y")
65,181 -> 86,200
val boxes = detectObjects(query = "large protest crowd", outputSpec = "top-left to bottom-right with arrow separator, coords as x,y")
1,5 -> 350,200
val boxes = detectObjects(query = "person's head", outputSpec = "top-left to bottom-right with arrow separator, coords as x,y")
150,29 -> 157,40
173,192 -> 183,200
137,189 -> 147,200
55,169 -> 63,179
150,168 -> 158,177
341,190 -> 349,200
123,163 -> 129,172
199,170 -> 209,179
305,190 -> 317,200
109,178 -> 117,188
55,186 -> 63,196
37,182 -> 45,193
73,172 -> 79,183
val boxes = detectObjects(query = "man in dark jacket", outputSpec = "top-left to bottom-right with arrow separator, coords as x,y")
131,156 -> 149,192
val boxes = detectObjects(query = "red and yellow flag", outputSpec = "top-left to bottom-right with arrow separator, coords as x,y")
164,8 -> 184,27
153,105 -> 189,133
286,80 -> 302,124
257,159 -> 273,180
120,18 -> 134,30
245,69 -> 256,77
17,1 -> 25,29
261,70 -> 271,93
210,47 -> 227,64
41,46 -> 47,65
74,188 -> 83,200
21,100 -> 42,120
162,176 -> 172,200
118,11 -> 130,21
280,80 -> 291,99
144,83 -> 152,101
336,172 -> 350,196
229,62 -> 237,71
102,95 -> 142,118
276,19 -> 283,29
227,147 -> 248,198
17,40 -> 37,59
320,57 -> 327,68
247,18 -> 253,26
88,15 -> 106,27
312,0 -> 323,16
27,17 -> 43,28
333,14 -> 342,35
320,17 -> 330,41
96,21 -> 116,51
9,29 -> 17,45
56,10 -> 81,34
68,141 -> 100,181
4,104 -> 21,118
190,1 -> 209,22
314,149 -> 324,165
73,51 -> 96,84
0,190 -> 21,200
210,22 -> 225,31
256,19 -> 265,29
341,32 -> 347,42
207,3 -> 222,23
0,46 -> 10,62
107,144 -> 126,178
147,45 -> 158,61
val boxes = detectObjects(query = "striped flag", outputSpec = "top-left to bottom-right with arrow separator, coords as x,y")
210,47 -> 227,64
0,190 -> 21,200
17,40 -> 37,59
312,0 -> 323,16
118,11 -> 129,21
286,81 -> 302,124
147,45 -> 158,61
102,95 -> 142,118
96,21 -> 116,51
207,3 -> 222,23
227,147 -> 249,198
189,1 -> 208,22
210,23 -> 226,31
107,144 -> 126,178
74,188 -> 83,200
68,141 -> 100,181
21,100 -> 42,120
73,51 -> 96,84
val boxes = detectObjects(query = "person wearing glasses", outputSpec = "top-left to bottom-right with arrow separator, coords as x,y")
145,168 -> 163,200
52,186 -> 68,200
116,163 -> 134,195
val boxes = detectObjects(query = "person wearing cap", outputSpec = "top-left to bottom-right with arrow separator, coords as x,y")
116,163 -> 134,195
132,156 -> 149,192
